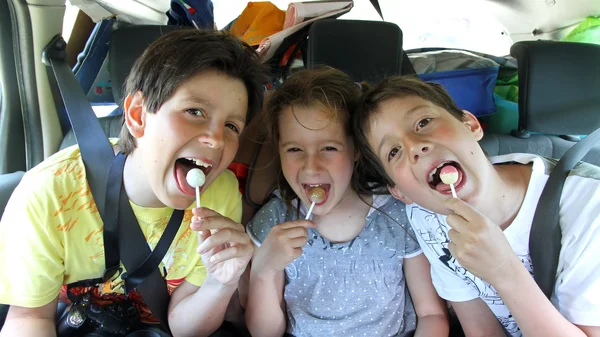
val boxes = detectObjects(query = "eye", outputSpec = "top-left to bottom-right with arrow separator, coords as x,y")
387,147 -> 401,162
186,108 -> 206,117
417,118 -> 432,130
287,147 -> 302,153
323,146 -> 337,151
226,123 -> 241,134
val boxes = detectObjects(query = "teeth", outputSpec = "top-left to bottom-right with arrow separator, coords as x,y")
185,158 -> 212,168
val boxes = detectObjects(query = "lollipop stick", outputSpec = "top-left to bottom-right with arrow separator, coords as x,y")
449,183 -> 457,199
305,201 -> 316,220
195,186 -> 201,208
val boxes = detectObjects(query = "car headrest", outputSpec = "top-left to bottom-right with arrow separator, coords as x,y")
110,25 -> 181,108
510,40 -> 600,135
307,19 -> 404,83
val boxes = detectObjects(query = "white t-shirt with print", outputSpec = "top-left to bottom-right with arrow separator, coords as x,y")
406,153 -> 600,336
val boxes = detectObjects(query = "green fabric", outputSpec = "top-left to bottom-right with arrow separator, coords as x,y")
561,16 -> 600,44
494,73 -> 519,103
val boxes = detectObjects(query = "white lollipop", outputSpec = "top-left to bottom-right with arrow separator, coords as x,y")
186,168 -> 205,208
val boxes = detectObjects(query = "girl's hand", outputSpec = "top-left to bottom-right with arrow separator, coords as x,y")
252,220 -> 316,276
444,198 -> 521,285
191,207 -> 254,287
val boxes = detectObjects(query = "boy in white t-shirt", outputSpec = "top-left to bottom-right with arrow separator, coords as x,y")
352,75 -> 600,337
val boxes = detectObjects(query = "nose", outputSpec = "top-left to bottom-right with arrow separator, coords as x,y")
303,153 -> 323,175
407,137 -> 432,163
198,124 -> 224,149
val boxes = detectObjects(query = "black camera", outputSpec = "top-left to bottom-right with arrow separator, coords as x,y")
57,294 -> 140,337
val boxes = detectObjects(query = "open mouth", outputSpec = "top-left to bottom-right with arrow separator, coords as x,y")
427,161 -> 466,194
174,157 -> 214,196
302,183 -> 331,206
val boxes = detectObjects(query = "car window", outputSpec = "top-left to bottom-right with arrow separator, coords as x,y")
63,1 -> 80,43
379,0 -> 512,56
213,0 -> 512,56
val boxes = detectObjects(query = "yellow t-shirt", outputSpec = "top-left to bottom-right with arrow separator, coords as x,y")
0,144 -> 242,322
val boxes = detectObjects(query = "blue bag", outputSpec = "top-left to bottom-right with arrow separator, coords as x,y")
419,66 -> 499,117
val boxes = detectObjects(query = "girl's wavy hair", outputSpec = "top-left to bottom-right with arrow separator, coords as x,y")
262,66 -> 377,208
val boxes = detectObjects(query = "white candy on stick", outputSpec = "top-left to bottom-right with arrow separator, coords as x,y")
186,168 -> 206,208
440,165 -> 459,199
305,186 -> 325,220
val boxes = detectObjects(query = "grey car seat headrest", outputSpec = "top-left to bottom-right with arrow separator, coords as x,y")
510,40 -> 600,136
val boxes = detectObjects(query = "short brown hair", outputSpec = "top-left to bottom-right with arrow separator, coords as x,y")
353,76 -> 465,188
263,67 -> 371,205
119,28 -> 267,154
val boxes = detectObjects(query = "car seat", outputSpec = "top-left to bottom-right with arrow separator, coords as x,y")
480,40 -> 600,165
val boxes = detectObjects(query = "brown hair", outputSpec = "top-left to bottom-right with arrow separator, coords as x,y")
263,66 -> 374,206
352,75 -> 465,188
119,28 -> 267,154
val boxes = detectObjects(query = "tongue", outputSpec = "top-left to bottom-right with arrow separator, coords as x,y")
175,161 -> 196,196
435,182 -> 452,193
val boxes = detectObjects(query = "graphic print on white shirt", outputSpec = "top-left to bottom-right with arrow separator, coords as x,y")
406,153 -> 600,337
407,205 -> 525,336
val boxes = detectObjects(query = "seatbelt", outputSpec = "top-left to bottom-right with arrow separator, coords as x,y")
369,0 -> 383,20
43,35 -> 119,276
530,127 -> 600,299
109,152 -> 184,330
43,35 -> 181,332
491,128 -> 600,337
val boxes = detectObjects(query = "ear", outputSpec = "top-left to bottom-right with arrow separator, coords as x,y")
462,110 -> 484,141
388,184 -> 414,204
124,92 -> 146,139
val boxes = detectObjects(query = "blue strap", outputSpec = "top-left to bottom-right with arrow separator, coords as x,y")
73,19 -> 114,94
166,0 -> 214,28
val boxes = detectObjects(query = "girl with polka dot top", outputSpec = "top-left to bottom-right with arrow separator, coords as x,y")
244,67 -> 449,337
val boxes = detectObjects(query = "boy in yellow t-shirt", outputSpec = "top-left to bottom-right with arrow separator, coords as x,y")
0,28 -> 266,337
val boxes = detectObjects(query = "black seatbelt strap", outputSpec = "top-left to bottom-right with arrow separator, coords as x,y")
42,35 -> 119,276
43,35 -> 185,331
108,152 -> 183,331
369,0 -> 383,20
530,127 -> 600,299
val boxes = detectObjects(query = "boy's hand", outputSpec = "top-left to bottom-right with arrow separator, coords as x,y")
191,207 -> 254,287
444,198 -> 521,285
252,221 -> 316,276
